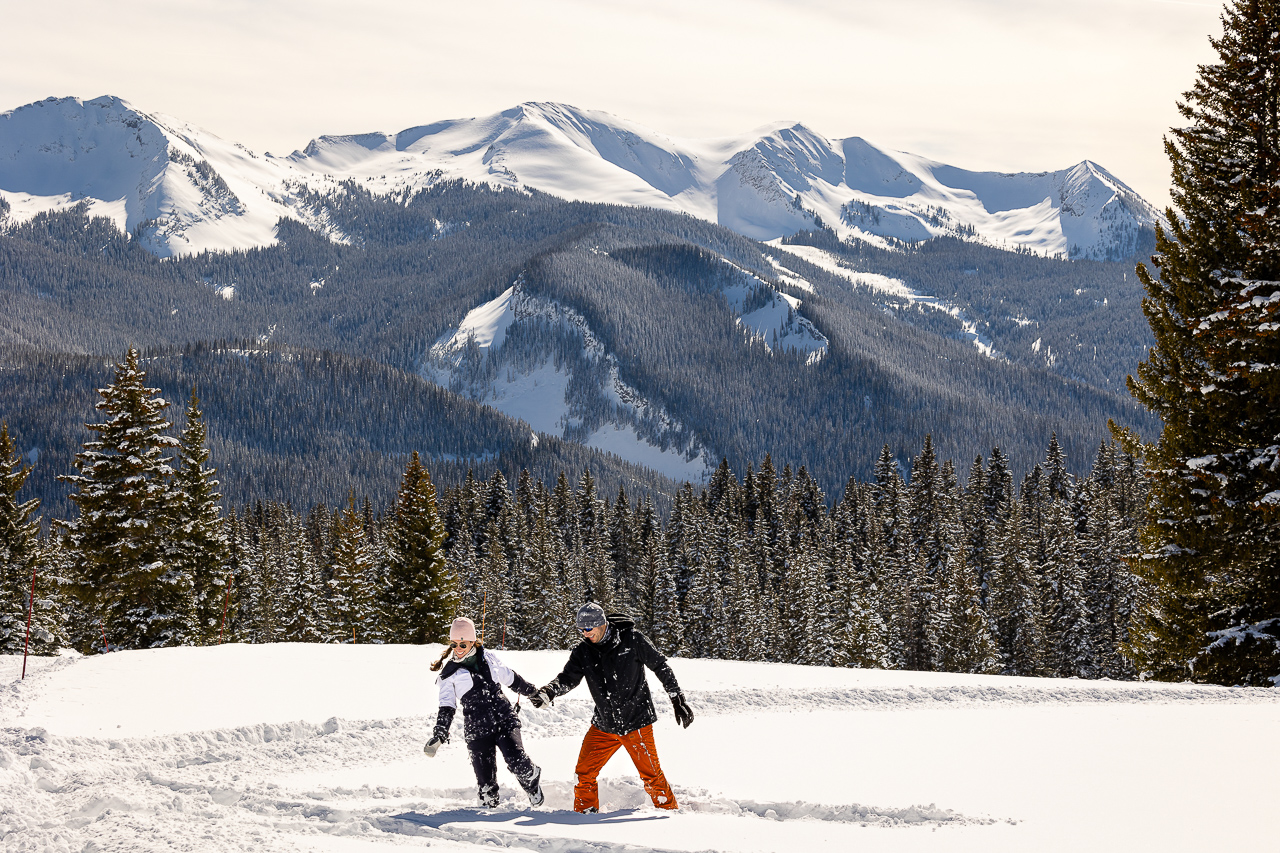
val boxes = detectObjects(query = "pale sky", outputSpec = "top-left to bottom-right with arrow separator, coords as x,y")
2,0 -> 1227,210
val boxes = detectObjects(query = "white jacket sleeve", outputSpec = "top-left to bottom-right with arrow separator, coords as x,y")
437,672 -> 460,709
484,651 -> 516,688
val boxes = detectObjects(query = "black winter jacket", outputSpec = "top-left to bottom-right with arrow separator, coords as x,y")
435,647 -> 537,743
545,614 -> 682,735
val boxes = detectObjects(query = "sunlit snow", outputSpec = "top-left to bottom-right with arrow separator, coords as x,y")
3,645 -> 1277,852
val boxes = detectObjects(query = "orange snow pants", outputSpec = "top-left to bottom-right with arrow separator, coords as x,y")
573,724 -> 678,812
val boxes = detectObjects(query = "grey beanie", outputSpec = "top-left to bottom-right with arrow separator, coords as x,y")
575,602 -> 607,630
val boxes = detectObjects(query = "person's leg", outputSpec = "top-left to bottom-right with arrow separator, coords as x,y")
573,725 -> 622,812
467,733 -> 500,807
619,725 -> 678,809
495,726 -> 542,803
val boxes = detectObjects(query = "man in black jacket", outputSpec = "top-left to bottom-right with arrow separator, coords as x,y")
530,602 -> 694,812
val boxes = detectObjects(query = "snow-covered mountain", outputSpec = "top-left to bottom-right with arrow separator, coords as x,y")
1,97 -> 1163,260
419,258 -> 828,483
0,96 -> 307,257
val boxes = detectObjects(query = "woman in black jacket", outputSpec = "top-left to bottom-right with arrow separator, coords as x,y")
423,617 -> 544,808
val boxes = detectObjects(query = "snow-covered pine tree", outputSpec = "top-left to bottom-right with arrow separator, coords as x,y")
276,511 -> 326,643
327,495 -> 376,643
784,531 -> 827,666
872,444 -> 910,668
1121,0 -> 1280,685
169,391 -> 229,645
1079,443 -> 1140,679
1041,498 -> 1095,678
608,485 -> 639,614
478,516 -> 514,645
0,425 -> 60,654
989,498 -> 1048,676
520,495 -> 564,648
60,347 -> 188,650
381,452 -> 456,644
935,547 -> 1001,674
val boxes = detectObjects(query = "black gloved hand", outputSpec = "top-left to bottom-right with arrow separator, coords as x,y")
423,727 -> 449,757
529,687 -> 554,709
671,692 -> 694,728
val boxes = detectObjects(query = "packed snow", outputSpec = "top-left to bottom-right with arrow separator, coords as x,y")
1,97 -> 1163,260
2,645 -> 1276,853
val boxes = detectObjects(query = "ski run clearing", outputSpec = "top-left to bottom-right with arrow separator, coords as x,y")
2,645 -> 1277,852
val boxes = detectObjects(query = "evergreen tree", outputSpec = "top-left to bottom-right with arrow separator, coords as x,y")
60,347 -> 188,650
0,425 -> 59,654
169,391 -> 229,644
328,495 -> 376,643
989,498 -> 1048,676
276,510 -> 326,642
381,452 -> 457,644
1121,0 -> 1280,685
934,547 -> 1001,674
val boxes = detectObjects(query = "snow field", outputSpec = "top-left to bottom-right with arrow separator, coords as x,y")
2,645 -> 1277,852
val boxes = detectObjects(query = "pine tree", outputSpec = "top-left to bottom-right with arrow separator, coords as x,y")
328,495 -> 376,643
276,510 -> 326,642
935,547 -> 1001,674
169,391 -> 229,645
989,498 -> 1048,676
382,452 -> 457,644
0,425 -> 59,654
1121,0 -> 1280,684
60,347 -> 187,650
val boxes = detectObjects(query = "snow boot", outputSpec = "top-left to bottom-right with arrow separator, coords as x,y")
525,767 -> 544,807
478,783 -> 499,809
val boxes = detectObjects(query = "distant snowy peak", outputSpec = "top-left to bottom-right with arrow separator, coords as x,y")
0,96 -> 297,257
287,101 -> 1163,260
1,96 -> 1164,260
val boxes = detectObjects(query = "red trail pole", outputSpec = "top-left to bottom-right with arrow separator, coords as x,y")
21,561 -> 37,679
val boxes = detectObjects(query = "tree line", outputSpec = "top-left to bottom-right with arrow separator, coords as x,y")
1,348 -> 1144,681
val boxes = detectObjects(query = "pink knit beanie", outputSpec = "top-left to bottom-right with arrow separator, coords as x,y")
449,617 -> 477,642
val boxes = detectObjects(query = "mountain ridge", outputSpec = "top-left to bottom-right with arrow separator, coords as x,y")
1,96 -> 1163,261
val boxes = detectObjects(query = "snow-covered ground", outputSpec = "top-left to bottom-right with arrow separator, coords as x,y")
3,645 -> 1276,852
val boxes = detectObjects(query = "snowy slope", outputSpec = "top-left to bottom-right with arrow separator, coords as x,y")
1,97 -> 1163,260
420,280 -> 712,482
3,645 -> 1277,853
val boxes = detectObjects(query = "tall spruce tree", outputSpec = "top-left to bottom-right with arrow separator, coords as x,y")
382,452 -> 456,644
170,391 -> 229,645
60,347 -> 188,650
328,495 -> 376,643
1122,0 -> 1280,685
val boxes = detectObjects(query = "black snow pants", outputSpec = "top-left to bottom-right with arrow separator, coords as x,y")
467,725 -> 540,799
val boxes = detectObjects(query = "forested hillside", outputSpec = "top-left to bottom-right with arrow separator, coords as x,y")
1,179 -> 1156,511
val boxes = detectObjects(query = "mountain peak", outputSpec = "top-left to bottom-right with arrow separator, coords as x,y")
1,96 -> 1164,260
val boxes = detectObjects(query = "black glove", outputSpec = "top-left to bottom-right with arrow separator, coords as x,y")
423,727 -> 449,757
529,687 -> 554,709
671,692 -> 694,728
